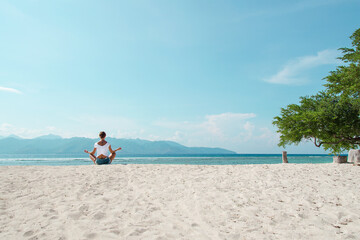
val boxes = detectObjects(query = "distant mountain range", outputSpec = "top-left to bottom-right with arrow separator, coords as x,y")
0,134 -> 236,156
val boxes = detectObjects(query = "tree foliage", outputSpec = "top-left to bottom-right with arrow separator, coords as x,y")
273,28 -> 360,154
325,28 -> 360,100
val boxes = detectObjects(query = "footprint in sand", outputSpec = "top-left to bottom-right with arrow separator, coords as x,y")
79,204 -> 89,212
68,212 -> 82,220
23,230 -> 34,237
85,233 -> 97,239
93,211 -> 106,220
110,229 -> 120,235
129,228 -> 147,236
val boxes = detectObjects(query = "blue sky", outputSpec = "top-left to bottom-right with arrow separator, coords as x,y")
0,0 -> 359,153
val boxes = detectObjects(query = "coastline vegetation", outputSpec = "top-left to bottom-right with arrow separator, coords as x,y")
273,28 -> 360,154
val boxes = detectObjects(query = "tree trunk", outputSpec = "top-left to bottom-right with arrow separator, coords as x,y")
282,151 -> 288,163
333,156 -> 347,163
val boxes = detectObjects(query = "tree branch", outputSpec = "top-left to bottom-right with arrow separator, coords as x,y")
313,137 -> 360,147
314,137 -> 321,147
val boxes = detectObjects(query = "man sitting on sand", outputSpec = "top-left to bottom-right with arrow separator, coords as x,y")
84,131 -> 122,165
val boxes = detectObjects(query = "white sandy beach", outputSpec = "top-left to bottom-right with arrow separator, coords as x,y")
1,163 -> 360,240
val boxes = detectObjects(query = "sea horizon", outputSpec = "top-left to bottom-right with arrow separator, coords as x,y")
0,153 -> 337,166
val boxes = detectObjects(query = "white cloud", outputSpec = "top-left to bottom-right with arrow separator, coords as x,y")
154,112 -> 263,151
265,49 -> 341,85
67,115 -> 153,139
0,86 -> 22,94
0,123 -> 12,132
202,113 -> 256,139
0,123 -> 50,138
152,113 -> 329,153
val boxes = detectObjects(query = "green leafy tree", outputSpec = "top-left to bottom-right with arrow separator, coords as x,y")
273,28 -> 360,154
325,28 -> 360,100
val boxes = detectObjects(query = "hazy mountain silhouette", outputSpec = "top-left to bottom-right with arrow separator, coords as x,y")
0,135 -> 236,155
34,134 -> 63,140
6,134 -> 23,139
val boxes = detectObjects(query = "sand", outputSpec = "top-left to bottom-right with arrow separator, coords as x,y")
1,163 -> 360,240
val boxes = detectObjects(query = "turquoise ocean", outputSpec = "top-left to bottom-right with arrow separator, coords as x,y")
0,154 -> 334,166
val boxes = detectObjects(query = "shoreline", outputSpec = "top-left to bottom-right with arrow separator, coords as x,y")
1,164 -> 359,239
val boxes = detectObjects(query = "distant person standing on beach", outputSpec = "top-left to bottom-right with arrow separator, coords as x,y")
84,131 -> 122,165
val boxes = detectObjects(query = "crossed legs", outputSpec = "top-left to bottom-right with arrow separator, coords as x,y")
88,152 -> 116,164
